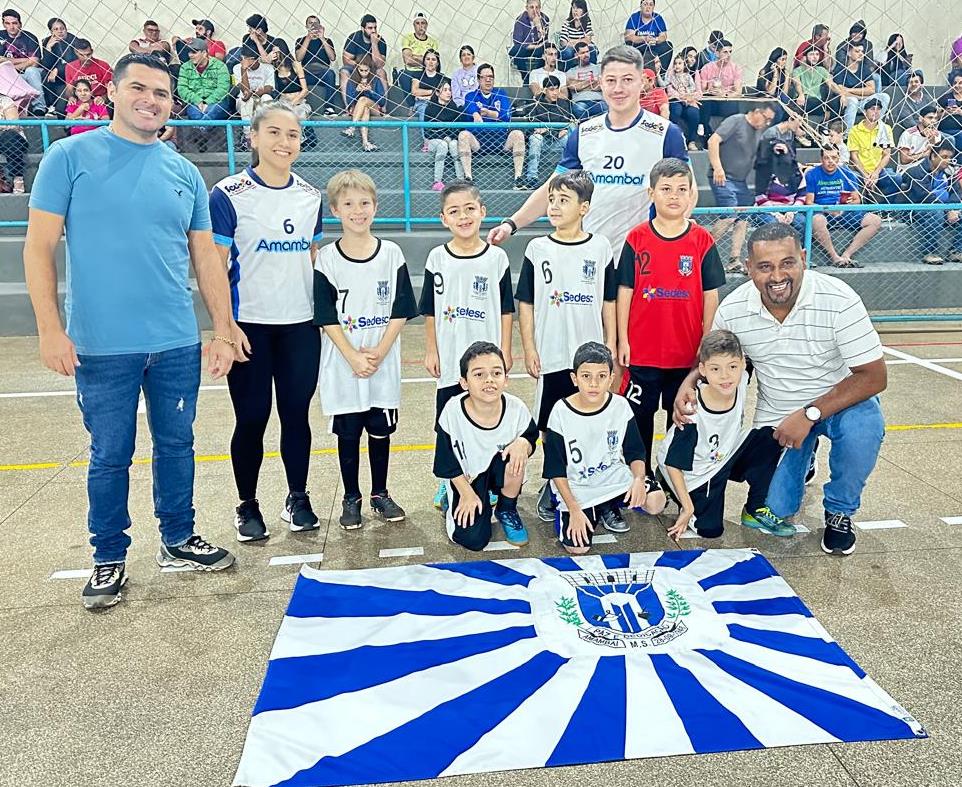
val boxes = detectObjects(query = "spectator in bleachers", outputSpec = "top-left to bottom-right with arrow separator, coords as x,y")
755,48 -> 803,121
696,30 -> 725,72
0,92 -> 26,192
178,38 -> 232,124
451,45 -> 478,108
903,138 -> 962,264
833,42 -> 889,130
529,43 -> 567,99
794,44 -> 834,123
458,62 -> 527,188
558,0 -> 595,72
881,34 -> 915,89
525,74 -> 574,186
340,15 -> 388,114
411,49 -> 444,143
173,19 -> 226,63
234,44 -> 275,148
824,119 -> 851,166
0,9 -> 45,114
424,80 -> 464,190
509,0 -> 549,83
242,14 -> 289,63
835,21 -> 876,67
639,67 -> 668,118
891,71 -> 928,132
623,0 -> 672,73
951,33 -> 962,76
566,42 -> 605,120
696,38 -> 743,141
937,72 -> 962,149
64,40 -> 111,101
679,46 -> 698,74
896,105 -> 944,174
40,18 -> 77,117
65,78 -> 107,135
793,24 -> 832,70
755,114 -> 804,196
295,16 -> 337,116
847,97 -> 900,199
397,12 -> 438,108
130,20 -> 173,66
805,145 -> 881,267
274,53 -> 314,147
664,53 -> 701,150
707,102 -> 777,273
342,57 -> 386,152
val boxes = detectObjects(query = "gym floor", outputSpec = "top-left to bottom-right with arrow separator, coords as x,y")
2,324 -> 961,787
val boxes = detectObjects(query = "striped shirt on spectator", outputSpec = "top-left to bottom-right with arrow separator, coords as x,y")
712,271 -> 883,428
559,19 -> 593,47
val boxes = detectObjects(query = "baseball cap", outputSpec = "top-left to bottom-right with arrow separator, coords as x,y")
192,19 -> 214,34
643,68 -> 657,80
414,12 -> 427,21
187,37 -> 208,52
863,97 -> 882,110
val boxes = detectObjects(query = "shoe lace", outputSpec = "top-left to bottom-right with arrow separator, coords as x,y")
184,534 -> 216,554
499,509 -> 524,532
826,512 -> 853,533
92,563 -> 120,585
238,499 -> 260,517
289,493 -> 311,513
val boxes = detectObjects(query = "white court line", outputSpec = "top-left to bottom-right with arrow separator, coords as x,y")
592,533 -> 618,544
885,357 -> 962,366
49,568 -> 92,580
160,565 -> 196,573
269,553 -> 324,566
881,347 -> 962,382
793,523 -> 811,534
940,516 -> 962,525
855,519 -> 908,530
378,547 -> 425,558
482,541 -> 519,552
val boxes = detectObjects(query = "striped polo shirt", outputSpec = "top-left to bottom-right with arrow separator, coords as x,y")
713,271 -> 883,428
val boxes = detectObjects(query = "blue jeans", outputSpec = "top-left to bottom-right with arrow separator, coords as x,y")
184,100 -> 232,121
843,92 -> 891,129
415,99 -> 429,142
20,66 -> 47,111
913,209 -> 962,256
572,99 -> 607,120
396,69 -> 421,107
766,396 -> 885,519
508,43 -> 544,80
305,67 -> 337,109
526,132 -> 565,179
710,177 -> 754,208
669,101 -> 700,144
76,343 -> 202,564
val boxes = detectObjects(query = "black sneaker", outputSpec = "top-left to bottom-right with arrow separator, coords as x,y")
371,492 -> 406,522
805,439 -> 819,486
156,535 -> 235,571
514,177 -> 530,191
537,483 -> 557,522
340,495 -> 363,530
82,562 -> 127,610
599,505 -> 630,533
282,492 -> 319,532
821,511 -> 856,555
235,499 -> 269,542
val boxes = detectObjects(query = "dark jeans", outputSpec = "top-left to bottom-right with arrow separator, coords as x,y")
75,343 -> 201,564
630,40 -> 673,73
184,99 -> 232,121
669,101 -> 700,144
913,210 -> 962,256
508,43 -> 545,81
395,69 -> 422,107
304,66 -> 338,110
0,131 -> 28,178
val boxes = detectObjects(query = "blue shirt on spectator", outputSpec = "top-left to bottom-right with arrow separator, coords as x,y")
804,164 -> 861,205
832,62 -> 874,91
625,12 -> 667,37
465,88 -> 512,144
346,76 -> 386,108
28,127 -> 210,355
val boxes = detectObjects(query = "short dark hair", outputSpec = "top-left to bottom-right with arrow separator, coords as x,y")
649,157 -> 693,187
542,74 -> 561,89
827,119 -> 845,134
46,17 -> 66,30
477,62 -> 494,78
459,44 -> 475,58
919,104 -> 938,118
113,52 -> 173,89
747,222 -> 802,257
441,179 -> 483,208
848,42 -> 865,54
933,138 -> 957,156
144,19 -> 159,28
572,342 -> 612,373
812,23 -> 829,38
360,14 -> 377,27
544,42 -> 559,53
245,14 -> 268,32
548,170 -> 593,202
751,101 -> 778,116
821,143 -> 840,156
460,341 -> 504,378
74,38 -> 92,51
698,330 -> 743,363
719,39 -> 733,50
908,69 -> 924,84
575,41 -> 590,51
73,78 -> 92,91
708,30 -> 724,46
2,9 -> 21,22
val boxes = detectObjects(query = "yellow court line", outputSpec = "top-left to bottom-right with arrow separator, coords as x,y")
2,424 -> 962,474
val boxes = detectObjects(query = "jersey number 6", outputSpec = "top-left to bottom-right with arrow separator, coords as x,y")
283,218 -> 295,234
541,259 -> 552,284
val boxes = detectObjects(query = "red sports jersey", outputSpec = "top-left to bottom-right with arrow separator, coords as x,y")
617,220 -> 725,368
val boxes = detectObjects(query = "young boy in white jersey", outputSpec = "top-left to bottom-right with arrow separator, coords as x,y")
658,330 -> 792,540
515,171 -> 617,522
314,170 -> 419,530
544,342 -> 666,553
434,342 -> 538,550
420,181 -> 515,510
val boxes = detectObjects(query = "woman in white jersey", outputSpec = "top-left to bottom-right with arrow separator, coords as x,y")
210,103 -> 325,542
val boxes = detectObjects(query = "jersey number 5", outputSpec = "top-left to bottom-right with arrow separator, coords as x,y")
568,439 -> 583,464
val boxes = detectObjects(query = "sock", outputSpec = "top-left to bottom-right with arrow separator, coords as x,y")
337,437 -> 361,500
497,494 -> 517,512
369,435 -> 390,496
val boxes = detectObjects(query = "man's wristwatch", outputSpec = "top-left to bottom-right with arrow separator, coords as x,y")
502,218 -> 518,235
804,405 -> 822,423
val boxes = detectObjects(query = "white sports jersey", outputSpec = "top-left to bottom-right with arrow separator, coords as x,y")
314,239 -> 417,416
211,166 -> 323,324
657,372 -> 750,493
515,233 -> 615,376
556,110 -> 688,258
419,243 -> 514,389
544,393 -> 644,510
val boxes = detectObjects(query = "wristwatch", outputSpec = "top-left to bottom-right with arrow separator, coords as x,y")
804,405 -> 822,423
502,218 -> 518,235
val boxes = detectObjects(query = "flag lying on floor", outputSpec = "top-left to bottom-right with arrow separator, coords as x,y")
234,549 -> 925,787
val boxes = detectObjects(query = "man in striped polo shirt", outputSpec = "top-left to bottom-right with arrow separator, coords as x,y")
674,222 -> 887,556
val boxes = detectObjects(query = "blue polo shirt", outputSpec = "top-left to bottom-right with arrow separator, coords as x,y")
625,11 -> 667,36
803,164 -> 860,205
464,88 -> 512,145
29,127 -> 210,355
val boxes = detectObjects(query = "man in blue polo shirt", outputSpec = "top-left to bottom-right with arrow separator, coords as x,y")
24,53 -> 238,611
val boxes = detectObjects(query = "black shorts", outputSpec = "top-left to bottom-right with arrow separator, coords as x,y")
535,369 -> 577,432
331,408 -> 399,440
448,454 -> 507,552
623,365 -> 692,419
556,493 -> 623,549
435,383 -> 463,424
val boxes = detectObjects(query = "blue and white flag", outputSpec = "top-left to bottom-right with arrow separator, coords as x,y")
234,549 -> 925,787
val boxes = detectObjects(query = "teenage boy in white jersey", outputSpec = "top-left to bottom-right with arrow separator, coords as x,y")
487,44 -> 694,262
314,170 -> 418,530
515,171 -> 617,522
420,182 -> 515,511
435,342 -> 538,550
658,330 -> 792,540
544,342 -> 665,553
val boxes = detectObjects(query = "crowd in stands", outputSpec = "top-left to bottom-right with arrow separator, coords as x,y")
0,4 -> 960,224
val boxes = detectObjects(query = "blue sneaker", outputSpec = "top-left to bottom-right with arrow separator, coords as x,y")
433,481 -> 449,513
741,506 -> 796,538
489,491 -> 499,507
496,508 -> 529,546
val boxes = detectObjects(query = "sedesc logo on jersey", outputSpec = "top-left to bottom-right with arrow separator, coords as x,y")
342,314 -> 390,333
549,290 -> 595,307
642,286 -> 690,301
442,305 -> 487,323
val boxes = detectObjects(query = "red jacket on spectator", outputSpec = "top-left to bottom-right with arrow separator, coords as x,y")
65,57 -> 113,97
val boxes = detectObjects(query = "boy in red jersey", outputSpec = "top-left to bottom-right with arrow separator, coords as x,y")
616,157 -> 725,482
